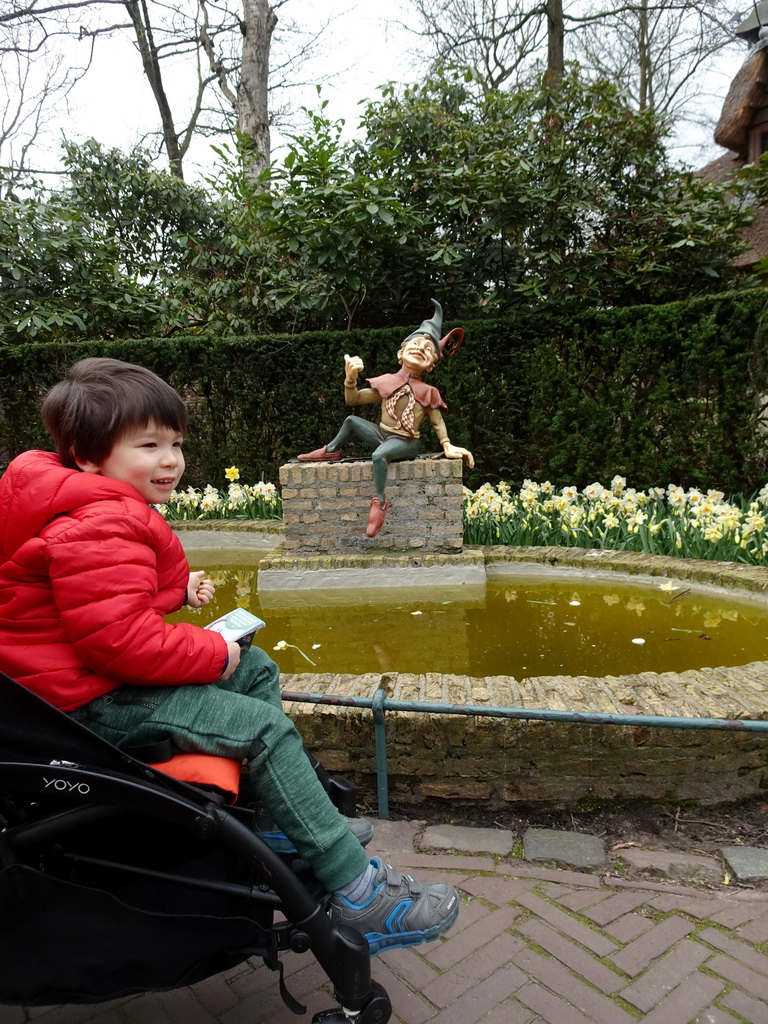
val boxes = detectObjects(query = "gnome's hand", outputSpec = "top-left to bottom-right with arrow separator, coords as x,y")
442,442 -> 474,469
344,353 -> 364,385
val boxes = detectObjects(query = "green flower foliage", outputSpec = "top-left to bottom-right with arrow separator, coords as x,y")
160,475 -> 282,521
463,479 -> 768,565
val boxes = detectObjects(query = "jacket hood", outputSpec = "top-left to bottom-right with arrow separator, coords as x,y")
0,450 -> 144,561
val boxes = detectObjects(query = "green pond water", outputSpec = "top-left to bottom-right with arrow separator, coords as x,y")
168,555 -> 768,679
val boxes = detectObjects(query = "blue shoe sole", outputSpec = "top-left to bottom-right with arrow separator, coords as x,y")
364,898 -> 460,957
260,832 -> 298,854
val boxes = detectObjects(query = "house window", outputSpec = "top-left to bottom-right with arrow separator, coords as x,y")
749,123 -> 768,163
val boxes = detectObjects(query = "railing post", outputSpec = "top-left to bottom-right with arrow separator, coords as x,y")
372,688 -> 390,820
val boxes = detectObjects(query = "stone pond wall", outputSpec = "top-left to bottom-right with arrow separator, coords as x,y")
277,548 -> 768,812
281,663 -> 768,813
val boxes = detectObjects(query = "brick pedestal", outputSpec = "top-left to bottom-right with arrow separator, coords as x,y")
278,457 -> 464,553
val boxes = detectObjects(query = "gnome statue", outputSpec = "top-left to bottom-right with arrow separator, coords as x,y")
297,299 -> 474,538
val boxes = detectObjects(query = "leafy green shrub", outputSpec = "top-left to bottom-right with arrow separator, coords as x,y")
1,288 -> 766,493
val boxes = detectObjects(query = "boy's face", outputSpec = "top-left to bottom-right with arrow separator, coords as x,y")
77,420 -> 185,504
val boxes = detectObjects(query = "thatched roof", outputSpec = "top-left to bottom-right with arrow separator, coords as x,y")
714,48 -> 768,156
697,150 -> 745,185
737,207 -> 768,266
698,6 -> 768,269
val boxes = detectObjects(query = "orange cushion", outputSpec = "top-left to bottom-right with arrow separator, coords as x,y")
148,753 -> 242,800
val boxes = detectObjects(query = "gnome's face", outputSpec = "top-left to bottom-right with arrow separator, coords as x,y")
398,334 -> 439,375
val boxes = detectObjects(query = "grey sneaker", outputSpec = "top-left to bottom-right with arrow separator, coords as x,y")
329,858 -> 460,956
260,814 -> 373,854
345,815 -> 375,847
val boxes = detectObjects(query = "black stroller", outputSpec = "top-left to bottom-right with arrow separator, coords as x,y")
0,671 -> 391,1023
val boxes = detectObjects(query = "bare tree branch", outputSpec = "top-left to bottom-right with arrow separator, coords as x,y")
1,0 -> 343,179
198,0 -> 236,105
0,0 -> 124,25
402,0 -> 548,92
122,0 -> 184,176
572,0 -> 742,128
404,0 -> 743,137
0,4 -> 95,182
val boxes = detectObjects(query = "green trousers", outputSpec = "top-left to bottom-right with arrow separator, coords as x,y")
328,416 -> 420,500
69,647 -> 369,892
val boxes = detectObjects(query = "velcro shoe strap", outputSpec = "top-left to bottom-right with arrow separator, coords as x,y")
384,864 -> 423,897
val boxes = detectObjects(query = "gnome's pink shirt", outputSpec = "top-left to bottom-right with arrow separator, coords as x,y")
344,369 -> 449,442
367,369 -> 447,409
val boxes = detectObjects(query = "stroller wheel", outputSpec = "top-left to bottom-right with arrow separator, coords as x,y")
311,980 -> 391,1023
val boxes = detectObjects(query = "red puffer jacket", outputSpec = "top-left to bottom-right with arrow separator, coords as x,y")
0,450 -> 228,710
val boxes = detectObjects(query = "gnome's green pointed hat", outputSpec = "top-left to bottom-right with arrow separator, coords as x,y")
402,298 -> 464,358
404,298 -> 443,343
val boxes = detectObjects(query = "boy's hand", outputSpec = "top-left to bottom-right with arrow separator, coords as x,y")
187,570 -> 215,608
218,641 -> 242,680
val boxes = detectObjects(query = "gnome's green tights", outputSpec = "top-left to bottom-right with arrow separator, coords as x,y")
327,416 -> 419,501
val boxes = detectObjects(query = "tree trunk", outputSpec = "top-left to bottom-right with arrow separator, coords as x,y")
638,0 -> 651,110
123,0 -> 184,179
545,0 -> 564,85
238,0 -> 277,183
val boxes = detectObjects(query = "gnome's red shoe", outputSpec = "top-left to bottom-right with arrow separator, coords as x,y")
366,497 -> 390,538
297,445 -> 341,462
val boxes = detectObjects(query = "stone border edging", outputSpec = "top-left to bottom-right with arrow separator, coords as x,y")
169,519 -> 283,550
480,544 -> 768,595
169,519 -> 283,534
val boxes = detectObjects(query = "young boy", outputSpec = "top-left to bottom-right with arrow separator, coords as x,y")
0,357 -> 458,957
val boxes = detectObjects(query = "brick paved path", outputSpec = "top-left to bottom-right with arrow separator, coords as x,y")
5,823 -> 768,1024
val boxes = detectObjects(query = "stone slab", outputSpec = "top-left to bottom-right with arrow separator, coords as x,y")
617,847 -> 723,883
366,818 -> 423,858
258,562 -> 486,590
721,846 -> 768,883
419,824 -> 517,857
258,549 -> 487,591
523,828 -> 607,870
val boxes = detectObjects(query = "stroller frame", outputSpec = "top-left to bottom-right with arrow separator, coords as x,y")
0,671 -> 391,1023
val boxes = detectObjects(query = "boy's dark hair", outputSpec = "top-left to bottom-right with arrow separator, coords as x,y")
42,358 -> 188,469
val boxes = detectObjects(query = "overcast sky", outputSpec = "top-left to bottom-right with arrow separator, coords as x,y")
49,1 -> 417,180
26,0 -> 741,180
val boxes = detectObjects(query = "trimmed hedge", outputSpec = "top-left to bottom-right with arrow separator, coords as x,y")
1,289 -> 767,493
